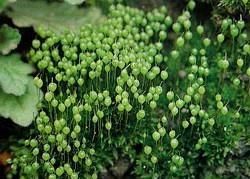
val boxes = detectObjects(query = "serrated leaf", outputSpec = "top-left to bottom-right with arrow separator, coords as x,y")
65,0 -> 85,5
0,54 -> 33,96
0,79 -> 42,127
6,0 -> 106,34
0,24 -> 21,55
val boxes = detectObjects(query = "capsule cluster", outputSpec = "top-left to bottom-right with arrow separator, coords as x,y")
8,2 -> 250,179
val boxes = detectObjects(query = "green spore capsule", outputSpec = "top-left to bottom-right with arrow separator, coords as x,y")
11,4 -> 249,179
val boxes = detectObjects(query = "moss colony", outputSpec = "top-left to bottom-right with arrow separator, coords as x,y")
8,3 -> 250,179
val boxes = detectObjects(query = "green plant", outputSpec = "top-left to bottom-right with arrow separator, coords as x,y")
0,23 -> 42,126
192,0 -> 250,25
219,0 -> 250,12
6,2 -> 250,179
192,0 -> 250,11
0,0 -> 106,127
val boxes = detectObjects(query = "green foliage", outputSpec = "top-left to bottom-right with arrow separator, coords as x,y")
0,77 -> 42,126
194,0 -> 250,23
219,0 -> 250,11
0,0 -> 109,128
0,0 -> 6,13
0,0 -> 15,13
0,40 -> 42,127
0,54 -> 32,96
3,1 -> 250,179
6,0 -> 106,34
0,24 -> 21,55
0,12 -> 42,127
